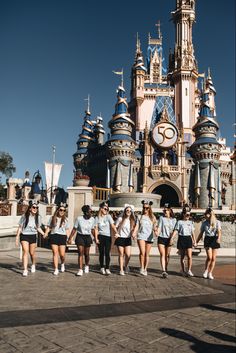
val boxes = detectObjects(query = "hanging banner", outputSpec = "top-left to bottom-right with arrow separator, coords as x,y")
44,162 -> 63,202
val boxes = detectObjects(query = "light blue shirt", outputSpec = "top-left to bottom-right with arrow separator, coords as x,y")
48,217 -> 69,235
200,220 -> 221,237
137,215 -> 156,242
158,216 -> 177,238
175,220 -> 194,237
19,215 -> 42,235
94,214 -> 114,237
74,216 -> 95,235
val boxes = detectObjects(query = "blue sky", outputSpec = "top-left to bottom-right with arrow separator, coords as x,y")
0,0 -> 235,188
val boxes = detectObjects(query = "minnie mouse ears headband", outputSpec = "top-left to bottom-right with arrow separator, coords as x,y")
124,204 -> 135,212
141,200 -> 153,206
29,200 -> 39,207
182,205 -> 191,213
59,202 -> 68,209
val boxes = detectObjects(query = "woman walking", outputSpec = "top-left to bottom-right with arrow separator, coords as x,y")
68,205 -> 95,276
157,204 -> 176,278
114,204 -> 136,275
44,203 -> 70,275
170,205 -> 196,277
135,200 -> 158,276
94,202 -> 117,275
196,208 -> 221,279
16,200 -> 45,276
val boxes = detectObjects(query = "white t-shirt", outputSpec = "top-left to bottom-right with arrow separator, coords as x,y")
94,214 -> 114,237
200,220 -> 221,237
19,215 -> 42,235
74,216 -> 95,235
115,217 -> 132,238
48,217 -> 69,235
175,220 -> 194,237
137,215 -> 156,242
158,216 -> 177,238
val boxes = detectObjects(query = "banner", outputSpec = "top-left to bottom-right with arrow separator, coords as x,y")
44,162 -> 63,203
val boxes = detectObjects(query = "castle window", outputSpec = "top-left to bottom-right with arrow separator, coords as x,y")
185,88 -> 188,96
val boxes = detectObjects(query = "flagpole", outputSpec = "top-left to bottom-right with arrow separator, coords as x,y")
50,145 -> 56,204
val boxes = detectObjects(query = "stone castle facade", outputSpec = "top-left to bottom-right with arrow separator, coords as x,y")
73,0 -> 235,209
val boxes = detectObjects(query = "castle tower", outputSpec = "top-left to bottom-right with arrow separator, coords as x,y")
190,87 -> 221,208
94,115 -> 105,145
206,68 -> 217,117
170,0 -> 198,143
73,108 -> 95,183
107,85 -> 136,193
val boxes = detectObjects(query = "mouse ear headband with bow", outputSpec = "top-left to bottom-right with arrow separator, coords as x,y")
141,200 -> 153,206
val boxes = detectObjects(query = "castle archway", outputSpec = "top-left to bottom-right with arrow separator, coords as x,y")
148,181 -> 182,207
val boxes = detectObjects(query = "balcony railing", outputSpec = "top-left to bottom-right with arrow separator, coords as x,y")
93,187 -> 110,202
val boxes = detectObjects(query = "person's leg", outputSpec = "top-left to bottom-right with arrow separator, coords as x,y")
29,242 -> 37,266
186,248 -> 192,271
124,246 -> 131,268
205,248 -> 212,272
208,249 -> 217,274
58,245 -> 66,265
104,237 -> 111,269
51,244 -> 59,270
179,249 -> 186,273
21,241 -> 29,271
165,245 -> 172,271
158,243 -> 166,271
78,245 -> 85,270
84,246 -> 90,266
118,246 -> 125,272
98,236 -> 105,269
137,240 -> 146,270
144,243 -> 152,271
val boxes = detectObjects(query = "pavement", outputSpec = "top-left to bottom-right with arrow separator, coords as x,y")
0,248 -> 235,353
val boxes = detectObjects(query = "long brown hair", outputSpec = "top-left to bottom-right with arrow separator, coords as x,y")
23,204 -> 39,229
117,207 -> 136,233
50,207 -> 67,228
205,208 -> 217,229
141,205 -> 156,224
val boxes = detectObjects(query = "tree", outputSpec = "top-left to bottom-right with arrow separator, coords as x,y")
0,151 -> 16,178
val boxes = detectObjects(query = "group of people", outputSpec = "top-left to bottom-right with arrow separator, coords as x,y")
16,200 -> 222,280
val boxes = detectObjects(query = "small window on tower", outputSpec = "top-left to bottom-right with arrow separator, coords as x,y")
185,88 -> 188,96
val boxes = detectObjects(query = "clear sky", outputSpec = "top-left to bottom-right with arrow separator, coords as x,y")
0,0 -> 235,188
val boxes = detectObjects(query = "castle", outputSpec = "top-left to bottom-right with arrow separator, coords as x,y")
73,0 -> 235,209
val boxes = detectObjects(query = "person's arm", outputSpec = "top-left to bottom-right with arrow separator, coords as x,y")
68,228 -> 76,244
93,225 -> 99,244
196,231 -> 203,244
43,226 -> 51,238
169,228 -> 178,246
15,225 -> 22,247
37,226 -> 45,237
132,218 -> 139,239
191,222 -> 196,247
216,221 -> 222,243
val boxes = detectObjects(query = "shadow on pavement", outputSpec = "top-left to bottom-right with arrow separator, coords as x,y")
160,327 -> 235,353
200,303 -> 236,314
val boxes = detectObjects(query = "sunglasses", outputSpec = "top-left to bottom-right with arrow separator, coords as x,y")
59,208 -> 66,212
143,207 -> 149,210
103,207 -> 108,211
126,209 -> 131,212
185,213 -> 190,216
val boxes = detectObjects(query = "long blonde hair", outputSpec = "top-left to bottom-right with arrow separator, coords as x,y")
205,208 -> 217,229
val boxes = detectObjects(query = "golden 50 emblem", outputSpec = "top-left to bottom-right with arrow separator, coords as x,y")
152,122 -> 178,148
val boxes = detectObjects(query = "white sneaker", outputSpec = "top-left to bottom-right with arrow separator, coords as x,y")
187,270 -> 194,277
31,265 -> 36,273
53,269 -> 59,276
105,269 -> 111,275
140,268 -> 145,275
76,269 -> 83,276
100,268 -> 106,275
208,272 -> 214,280
124,266 -> 130,274
119,270 -> 125,276
143,270 -> 148,276
60,264 -> 65,273
203,270 -> 208,279
84,265 -> 89,273
22,270 -> 28,277
162,271 -> 168,278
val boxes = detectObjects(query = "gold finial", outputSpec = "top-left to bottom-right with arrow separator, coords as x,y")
136,32 -> 140,52
208,67 -> 211,78
112,69 -> 124,88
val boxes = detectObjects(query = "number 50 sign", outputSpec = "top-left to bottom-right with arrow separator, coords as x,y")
152,122 -> 178,148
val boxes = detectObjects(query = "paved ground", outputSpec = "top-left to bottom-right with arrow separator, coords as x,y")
0,248 -> 235,353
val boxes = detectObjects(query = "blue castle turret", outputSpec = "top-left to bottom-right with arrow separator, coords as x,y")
106,85 -> 136,193
190,86 -> 221,208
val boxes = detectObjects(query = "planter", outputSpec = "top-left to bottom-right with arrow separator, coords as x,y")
74,179 -> 90,187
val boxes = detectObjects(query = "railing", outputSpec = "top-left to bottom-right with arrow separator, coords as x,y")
151,165 -> 180,172
93,187 -> 110,202
17,204 -> 28,216
0,203 -> 12,216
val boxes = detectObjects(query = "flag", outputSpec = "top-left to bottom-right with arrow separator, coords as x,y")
112,70 -> 123,75
198,73 -> 205,78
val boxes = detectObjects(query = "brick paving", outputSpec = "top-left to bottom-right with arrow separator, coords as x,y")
0,249 -> 235,353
